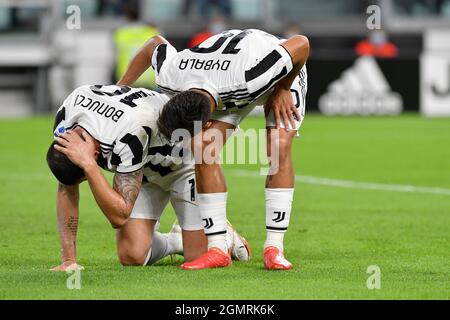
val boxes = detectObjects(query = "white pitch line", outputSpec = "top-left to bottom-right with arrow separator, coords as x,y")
2,170 -> 450,197
230,170 -> 450,197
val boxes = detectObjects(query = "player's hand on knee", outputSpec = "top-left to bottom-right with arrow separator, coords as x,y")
265,88 -> 300,130
54,131 -> 98,170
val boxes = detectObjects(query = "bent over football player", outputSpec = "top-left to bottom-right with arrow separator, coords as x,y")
118,29 -> 309,270
47,84 -> 250,271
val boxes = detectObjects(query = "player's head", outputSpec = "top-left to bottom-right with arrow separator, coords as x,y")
46,128 -> 100,186
46,141 -> 85,186
157,90 -> 211,140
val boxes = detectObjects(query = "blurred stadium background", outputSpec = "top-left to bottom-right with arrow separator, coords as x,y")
0,0 -> 449,117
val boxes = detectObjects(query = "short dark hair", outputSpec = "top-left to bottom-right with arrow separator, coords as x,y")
46,141 -> 84,186
157,91 -> 211,139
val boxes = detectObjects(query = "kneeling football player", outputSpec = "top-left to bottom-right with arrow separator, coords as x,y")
47,84 -> 250,271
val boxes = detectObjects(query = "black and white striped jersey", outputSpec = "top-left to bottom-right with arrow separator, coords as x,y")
151,29 -> 295,111
52,84 -> 170,174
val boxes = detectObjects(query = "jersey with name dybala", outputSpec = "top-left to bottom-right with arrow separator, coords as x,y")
53,85 -> 169,174
152,29 -> 294,111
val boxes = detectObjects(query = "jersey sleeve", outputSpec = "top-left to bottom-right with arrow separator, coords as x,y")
53,91 -> 76,138
113,125 -> 152,173
245,44 -> 294,100
151,42 -> 178,77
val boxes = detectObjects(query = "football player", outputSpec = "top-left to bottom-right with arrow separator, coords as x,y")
47,84 -> 250,271
118,29 -> 309,270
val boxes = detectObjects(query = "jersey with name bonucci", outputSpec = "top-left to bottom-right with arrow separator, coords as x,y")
53,84 -> 175,174
151,29 -> 294,111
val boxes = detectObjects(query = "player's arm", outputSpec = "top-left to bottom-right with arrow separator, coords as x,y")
84,164 -> 143,228
267,35 -> 310,129
278,35 -> 309,91
117,35 -> 169,86
54,131 -> 143,228
51,182 -> 84,271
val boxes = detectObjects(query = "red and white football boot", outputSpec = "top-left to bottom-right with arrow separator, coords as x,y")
263,246 -> 293,270
181,247 -> 231,270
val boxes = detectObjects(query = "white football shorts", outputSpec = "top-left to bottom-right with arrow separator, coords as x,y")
130,170 -> 202,231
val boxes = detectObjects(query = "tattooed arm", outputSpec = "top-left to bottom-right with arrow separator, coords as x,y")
83,163 -> 143,228
55,130 -> 143,228
51,182 -> 83,271
51,170 -> 142,270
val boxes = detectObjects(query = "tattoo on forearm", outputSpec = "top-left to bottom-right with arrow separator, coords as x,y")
67,216 -> 78,236
113,170 -> 143,208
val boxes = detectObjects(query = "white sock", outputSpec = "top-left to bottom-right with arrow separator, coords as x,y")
208,234 -> 228,252
198,192 -> 228,253
166,232 -> 183,255
264,188 -> 294,250
265,232 -> 285,251
143,231 -> 182,266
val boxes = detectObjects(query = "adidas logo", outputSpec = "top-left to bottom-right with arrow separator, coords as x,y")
318,57 -> 403,115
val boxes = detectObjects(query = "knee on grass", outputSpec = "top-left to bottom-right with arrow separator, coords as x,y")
117,244 -> 150,266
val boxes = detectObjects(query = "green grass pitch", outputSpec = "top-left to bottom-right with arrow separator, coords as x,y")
0,114 -> 449,299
